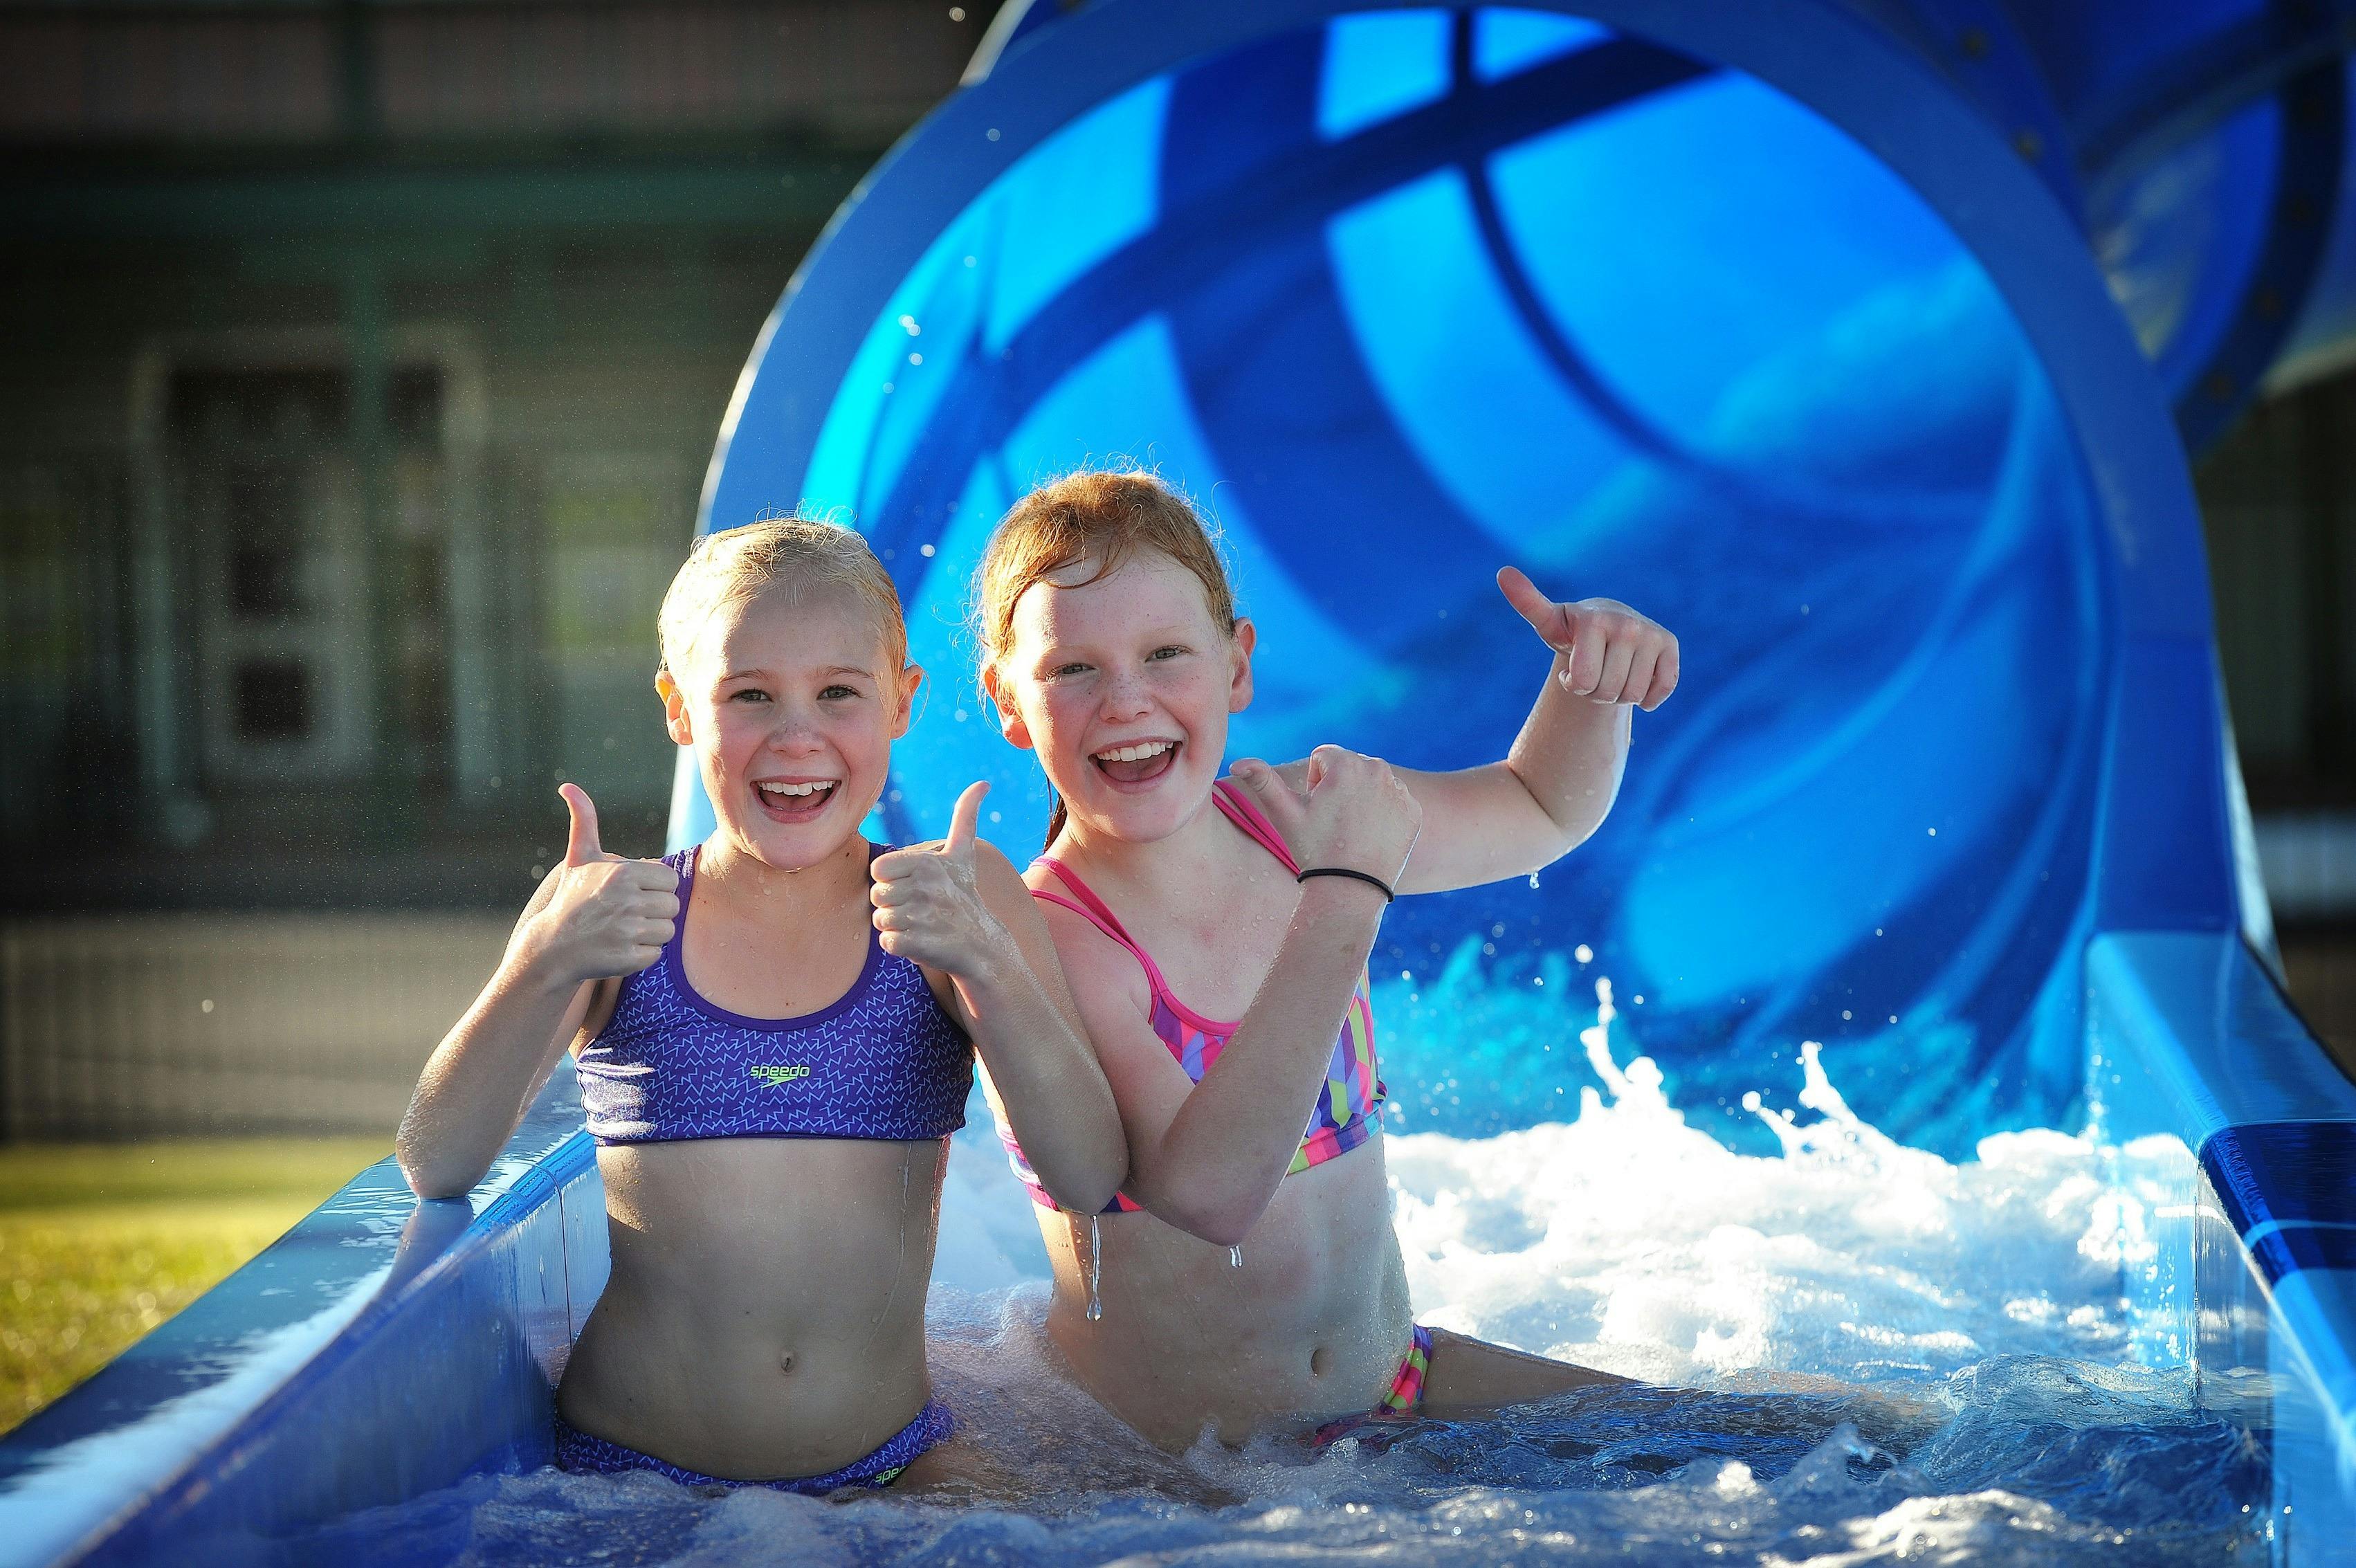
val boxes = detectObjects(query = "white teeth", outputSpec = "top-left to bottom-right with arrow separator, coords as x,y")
1094,742 -> 1173,763
758,781 -> 833,798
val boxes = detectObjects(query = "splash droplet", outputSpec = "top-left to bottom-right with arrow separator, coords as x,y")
1086,1215 -> 1104,1322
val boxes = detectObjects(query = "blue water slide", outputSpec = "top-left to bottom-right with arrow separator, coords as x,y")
9,3 -> 2356,1562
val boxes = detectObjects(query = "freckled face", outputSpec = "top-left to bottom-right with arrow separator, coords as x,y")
989,552 -> 1253,846
662,585 -> 919,869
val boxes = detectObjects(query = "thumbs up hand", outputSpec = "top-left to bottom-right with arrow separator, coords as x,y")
1229,746 -> 1420,892
515,783 -> 682,985
1497,567 -> 1679,711
870,781 -> 1012,981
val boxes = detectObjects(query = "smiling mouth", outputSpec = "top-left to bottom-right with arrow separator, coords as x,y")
754,780 -> 839,819
1091,740 -> 1178,786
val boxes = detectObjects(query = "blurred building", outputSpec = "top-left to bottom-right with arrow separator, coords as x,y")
0,0 -> 986,1136
2198,383 -> 2356,1060
0,0 -> 984,901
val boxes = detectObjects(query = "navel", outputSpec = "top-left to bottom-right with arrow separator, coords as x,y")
1310,1344 -> 1332,1378
778,1351 -> 796,1375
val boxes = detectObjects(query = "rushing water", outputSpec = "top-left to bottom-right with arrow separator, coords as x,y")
317,963 -> 2272,1566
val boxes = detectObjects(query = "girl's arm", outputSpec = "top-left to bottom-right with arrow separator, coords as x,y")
1047,748 -> 1418,1246
395,786 -> 679,1199
1277,568 -> 1678,896
872,784 -> 1126,1214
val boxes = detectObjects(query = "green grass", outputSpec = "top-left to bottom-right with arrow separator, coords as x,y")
0,1138 -> 387,1436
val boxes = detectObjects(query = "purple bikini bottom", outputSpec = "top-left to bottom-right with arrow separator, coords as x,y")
554,1399 -> 954,1494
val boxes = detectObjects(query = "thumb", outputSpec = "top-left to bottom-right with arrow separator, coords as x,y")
1227,757 -> 1296,812
560,783 -> 603,866
944,780 -> 987,863
1496,566 -> 1571,650
1305,744 -> 1349,791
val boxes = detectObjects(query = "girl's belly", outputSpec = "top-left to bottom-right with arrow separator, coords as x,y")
558,1136 -> 944,1481
1038,1136 -> 1416,1450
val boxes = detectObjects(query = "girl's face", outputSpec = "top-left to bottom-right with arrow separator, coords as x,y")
660,583 -> 919,869
986,551 -> 1254,846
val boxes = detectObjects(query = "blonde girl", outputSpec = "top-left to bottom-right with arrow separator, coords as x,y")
398,517 -> 1124,1490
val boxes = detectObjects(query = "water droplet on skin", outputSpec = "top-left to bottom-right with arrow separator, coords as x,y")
1086,1215 -> 1103,1322
1230,1245 -> 1243,1268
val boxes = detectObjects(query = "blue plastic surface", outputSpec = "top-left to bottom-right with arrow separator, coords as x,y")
0,1064 -> 605,1568
2202,1123 -> 2356,1279
13,3 -> 2356,1563
2087,933 -> 2356,1544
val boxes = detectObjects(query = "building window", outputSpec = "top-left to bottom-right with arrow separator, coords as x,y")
234,660 -> 311,741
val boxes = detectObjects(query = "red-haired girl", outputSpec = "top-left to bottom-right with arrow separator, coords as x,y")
976,471 -> 1676,1449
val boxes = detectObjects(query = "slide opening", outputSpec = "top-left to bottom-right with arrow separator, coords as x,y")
699,9 -> 2118,1150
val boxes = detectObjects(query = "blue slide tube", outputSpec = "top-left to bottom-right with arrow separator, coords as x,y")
8,3 -> 2356,1562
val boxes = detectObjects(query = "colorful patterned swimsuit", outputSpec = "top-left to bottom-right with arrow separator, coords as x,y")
1001,780 -> 1431,1416
1001,781 -> 1382,1212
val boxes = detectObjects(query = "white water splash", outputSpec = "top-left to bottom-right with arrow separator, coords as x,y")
1381,982 -> 2128,1387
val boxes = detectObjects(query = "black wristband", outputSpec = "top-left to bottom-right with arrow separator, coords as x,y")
1296,866 -> 1396,903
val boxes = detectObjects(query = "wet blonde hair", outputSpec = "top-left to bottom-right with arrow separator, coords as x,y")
974,468 -> 1239,844
658,511 -> 908,681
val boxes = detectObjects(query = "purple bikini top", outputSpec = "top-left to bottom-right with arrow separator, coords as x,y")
577,845 -> 971,1145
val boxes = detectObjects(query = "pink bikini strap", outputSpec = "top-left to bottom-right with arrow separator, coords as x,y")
1030,855 -> 1133,941
1025,783 -> 1297,1014
1212,778 -> 1302,875
1028,857 -> 1186,1002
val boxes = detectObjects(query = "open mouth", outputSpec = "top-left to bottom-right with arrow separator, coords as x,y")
1091,740 -> 1178,787
754,779 -> 839,821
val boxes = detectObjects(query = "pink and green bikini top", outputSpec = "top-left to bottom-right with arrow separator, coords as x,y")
998,778 -> 1385,1214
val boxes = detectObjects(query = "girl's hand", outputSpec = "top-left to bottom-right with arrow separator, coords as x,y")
1497,566 -> 1679,710
515,784 -> 680,985
1230,746 -> 1421,888
870,781 -> 1012,981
